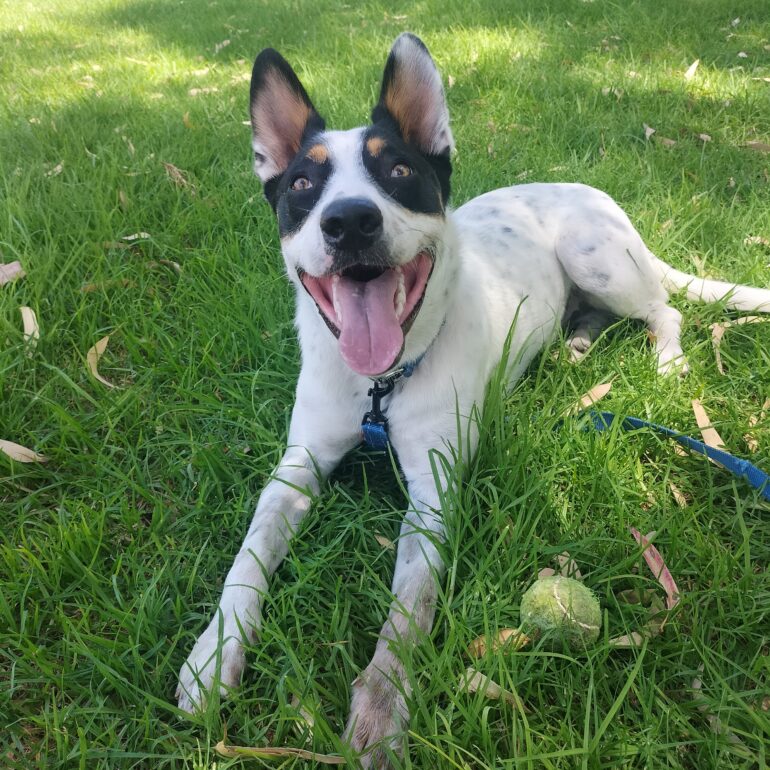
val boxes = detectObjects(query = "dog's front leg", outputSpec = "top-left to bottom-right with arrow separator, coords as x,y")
345,406 -> 478,768
177,389 -> 359,713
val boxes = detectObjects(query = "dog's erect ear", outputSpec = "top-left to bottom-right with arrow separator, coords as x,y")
372,33 -> 454,157
249,49 -> 325,182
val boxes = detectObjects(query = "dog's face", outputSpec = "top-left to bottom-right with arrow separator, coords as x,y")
249,34 -> 455,376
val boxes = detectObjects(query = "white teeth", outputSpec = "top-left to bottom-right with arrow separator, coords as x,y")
394,266 -> 406,318
332,274 -> 343,325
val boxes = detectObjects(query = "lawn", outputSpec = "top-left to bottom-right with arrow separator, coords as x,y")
2,0 -> 770,767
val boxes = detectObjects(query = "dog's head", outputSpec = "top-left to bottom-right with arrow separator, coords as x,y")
249,33 -> 455,377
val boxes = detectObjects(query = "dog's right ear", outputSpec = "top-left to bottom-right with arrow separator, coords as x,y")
249,49 -> 325,182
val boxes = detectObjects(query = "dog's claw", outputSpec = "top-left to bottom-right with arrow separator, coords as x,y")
176,625 -> 245,714
343,668 -> 408,769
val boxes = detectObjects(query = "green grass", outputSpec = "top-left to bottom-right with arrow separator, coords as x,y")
2,0 -> 770,767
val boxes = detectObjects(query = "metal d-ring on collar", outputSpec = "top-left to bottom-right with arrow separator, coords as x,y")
360,358 -> 422,450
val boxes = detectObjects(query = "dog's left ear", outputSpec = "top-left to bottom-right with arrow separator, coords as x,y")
372,33 -> 454,157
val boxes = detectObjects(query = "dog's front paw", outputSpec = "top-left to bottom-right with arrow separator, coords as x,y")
176,621 -> 245,713
344,666 -> 409,769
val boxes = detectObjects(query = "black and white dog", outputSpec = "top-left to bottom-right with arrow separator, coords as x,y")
177,33 -> 770,766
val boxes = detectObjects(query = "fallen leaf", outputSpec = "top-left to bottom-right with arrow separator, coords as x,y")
744,235 -> 770,247
123,232 -> 151,241
214,39 -> 231,54
86,335 -> 117,389
189,86 -> 219,96
191,66 -> 210,77
537,567 -> 556,579
45,162 -> 63,177
657,136 -> 677,147
19,307 -> 39,356
80,279 -> 136,293
163,162 -> 195,192
745,415 -> 759,453
557,551 -> 582,579
374,533 -> 395,551
608,631 -> 645,647
447,74 -> 455,88
0,261 -> 25,286
467,628 -> 529,657
630,528 -> 680,610
564,380 -> 613,417
710,316 -> 770,374
668,482 -> 688,508
691,666 -> 746,746
0,439 -> 47,463
683,59 -> 700,81
460,667 -> 527,711
215,740 -> 344,764
698,133 -> 712,143
146,259 -> 182,275
691,399 -> 726,451
183,111 -> 193,129
118,189 -> 129,210
737,51 -> 748,59
290,694 -> 315,740
744,141 -> 770,153
731,16 -> 740,26
103,241 -> 131,250
643,123 -> 656,140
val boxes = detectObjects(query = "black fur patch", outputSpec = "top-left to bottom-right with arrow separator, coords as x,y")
266,133 -> 331,236
362,121 -> 450,215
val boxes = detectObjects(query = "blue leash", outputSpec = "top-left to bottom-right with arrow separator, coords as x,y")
580,411 -> 770,501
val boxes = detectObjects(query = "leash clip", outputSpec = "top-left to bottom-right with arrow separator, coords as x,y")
361,376 -> 399,450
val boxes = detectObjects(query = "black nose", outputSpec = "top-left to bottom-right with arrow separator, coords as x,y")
320,197 -> 383,251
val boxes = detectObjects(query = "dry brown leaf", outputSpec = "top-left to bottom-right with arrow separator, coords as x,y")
608,631 -> 645,648
691,666 -> 746,746
467,628 -> 529,657
683,59 -> 700,81
710,316 -> 770,374
698,133 -> 712,143
0,261 -> 25,286
81,279 -> 136,293
0,439 -> 47,463
87,335 -> 118,389
691,399 -> 726,451
19,307 -> 39,356
668,482 -> 688,508
657,136 -> 677,148
744,235 -> 770,247
163,161 -> 194,191
374,533 -> 395,551
557,551 -> 582,580
215,740 -> 345,764
643,123 -> 656,140
537,567 -> 556,579
564,380 -> 613,417
146,259 -> 182,275
744,141 -> 770,153
630,528 -> 680,611
460,667 -> 527,711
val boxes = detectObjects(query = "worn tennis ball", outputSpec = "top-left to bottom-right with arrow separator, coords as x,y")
519,576 -> 601,648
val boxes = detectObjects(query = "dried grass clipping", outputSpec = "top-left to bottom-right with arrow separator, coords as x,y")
86,335 -> 118,389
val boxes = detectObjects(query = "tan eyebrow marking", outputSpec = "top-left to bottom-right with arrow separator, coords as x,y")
366,136 -> 386,157
306,143 -> 328,163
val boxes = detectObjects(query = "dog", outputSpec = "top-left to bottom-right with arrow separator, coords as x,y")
176,33 -> 770,766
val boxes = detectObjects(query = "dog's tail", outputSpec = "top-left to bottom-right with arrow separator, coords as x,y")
653,257 -> 770,312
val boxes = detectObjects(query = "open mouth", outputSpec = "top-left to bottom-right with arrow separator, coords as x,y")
299,250 -> 434,376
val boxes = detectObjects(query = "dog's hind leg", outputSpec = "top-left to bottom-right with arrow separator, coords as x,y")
563,296 -> 614,362
555,208 -> 690,375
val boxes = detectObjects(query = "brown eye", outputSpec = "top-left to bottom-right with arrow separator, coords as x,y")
391,163 -> 412,178
290,176 -> 312,191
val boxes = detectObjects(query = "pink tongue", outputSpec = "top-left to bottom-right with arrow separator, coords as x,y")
336,270 -> 403,375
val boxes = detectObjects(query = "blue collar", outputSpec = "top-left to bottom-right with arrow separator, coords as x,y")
360,354 -> 424,450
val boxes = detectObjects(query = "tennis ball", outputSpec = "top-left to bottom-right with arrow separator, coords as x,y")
519,576 -> 601,648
